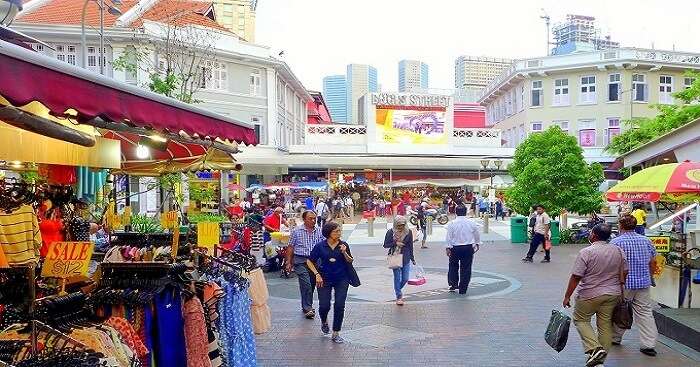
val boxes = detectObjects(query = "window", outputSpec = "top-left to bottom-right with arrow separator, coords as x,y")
250,69 -> 261,96
252,116 -> 265,145
531,80 -> 543,107
87,46 -> 96,67
199,61 -> 227,90
55,43 -> 77,66
684,77 -> 696,89
608,73 -> 621,102
555,120 -> 569,133
606,118 -> 621,145
579,76 -> 596,104
659,75 -> 673,104
632,74 -> 648,102
124,45 -> 137,84
277,82 -> 284,104
553,78 -> 569,106
505,92 -> 513,115
578,119 -> 596,147
531,122 -> 543,133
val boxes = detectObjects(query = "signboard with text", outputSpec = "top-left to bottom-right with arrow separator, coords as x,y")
41,242 -> 94,278
648,236 -> 671,253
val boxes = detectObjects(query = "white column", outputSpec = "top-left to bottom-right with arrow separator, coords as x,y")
265,67 -> 277,148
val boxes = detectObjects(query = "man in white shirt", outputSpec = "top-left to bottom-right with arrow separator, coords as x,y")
523,204 -> 552,263
445,205 -> 481,294
315,198 -> 329,227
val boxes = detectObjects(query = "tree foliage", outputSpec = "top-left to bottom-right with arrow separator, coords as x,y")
606,71 -> 700,156
505,126 -> 604,216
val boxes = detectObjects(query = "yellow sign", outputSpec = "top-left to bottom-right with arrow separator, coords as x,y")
41,242 -> 94,278
648,236 -> 671,253
652,254 -> 666,278
161,211 -> 179,229
197,222 -> 220,252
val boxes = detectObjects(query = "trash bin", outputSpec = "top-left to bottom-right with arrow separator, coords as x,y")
511,216 -> 528,243
550,220 -> 560,245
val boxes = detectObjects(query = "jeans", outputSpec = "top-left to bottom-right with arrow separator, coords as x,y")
612,288 -> 658,349
294,261 -> 316,312
317,278 -> 350,332
448,245 -> 474,294
392,263 -> 411,299
526,232 -> 550,260
573,294 -> 618,355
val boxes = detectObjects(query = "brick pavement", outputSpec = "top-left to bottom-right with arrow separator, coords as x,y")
256,220 -> 700,367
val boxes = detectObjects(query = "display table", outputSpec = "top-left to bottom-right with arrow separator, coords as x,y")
651,265 -> 700,308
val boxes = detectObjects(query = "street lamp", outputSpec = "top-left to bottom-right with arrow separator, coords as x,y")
0,0 -> 22,26
478,159 -> 490,183
80,0 -> 121,74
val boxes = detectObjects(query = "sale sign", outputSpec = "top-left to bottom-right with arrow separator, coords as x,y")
41,242 -> 94,278
647,236 -> 671,253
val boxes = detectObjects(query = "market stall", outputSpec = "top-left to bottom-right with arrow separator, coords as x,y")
607,162 -> 700,308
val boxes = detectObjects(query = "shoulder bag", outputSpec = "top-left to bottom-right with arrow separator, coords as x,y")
612,247 -> 633,329
342,242 -> 361,287
386,244 -> 404,269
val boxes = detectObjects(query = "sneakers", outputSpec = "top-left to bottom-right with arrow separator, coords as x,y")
321,323 -> 330,335
541,258 -> 551,263
521,257 -> 533,263
331,334 -> 345,344
448,287 -> 457,293
396,298 -> 405,306
640,348 -> 657,357
304,309 -> 315,319
586,347 -> 607,367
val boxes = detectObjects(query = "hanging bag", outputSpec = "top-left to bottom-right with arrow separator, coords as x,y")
407,265 -> 426,286
386,246 -> 403,269
343,243 -> 361,287
544,309 -> 571,352
612,248 -> 634,329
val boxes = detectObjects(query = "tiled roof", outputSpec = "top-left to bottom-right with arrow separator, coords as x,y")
16,0 -> 232,33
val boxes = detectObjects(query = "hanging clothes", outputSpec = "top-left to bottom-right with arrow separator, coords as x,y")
184,297 -> 212,367
218,282 -> 256,367
154,287 -> 188,367
0,204 -> 41,264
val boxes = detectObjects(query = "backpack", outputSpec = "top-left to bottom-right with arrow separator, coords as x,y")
529,215 -> 537,228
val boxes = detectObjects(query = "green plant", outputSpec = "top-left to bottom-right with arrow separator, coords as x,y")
506,126 -> 604,217
188,213 -> 227,224
130,214 -> 163,234
190,184 -> 216,203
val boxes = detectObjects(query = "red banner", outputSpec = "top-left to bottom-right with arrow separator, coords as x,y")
606,192 -> 661,202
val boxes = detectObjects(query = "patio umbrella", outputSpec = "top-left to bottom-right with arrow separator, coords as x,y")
606,162 -> 700,202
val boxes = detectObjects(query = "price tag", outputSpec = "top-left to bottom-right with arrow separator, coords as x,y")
197,222 -> 220,253
648,236 -> 671,253
161,211 -> 179,229
41,242 -> 94,278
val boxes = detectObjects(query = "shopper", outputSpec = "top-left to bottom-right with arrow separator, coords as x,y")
631,203 -> 647,235
262,207 -> 285,244
416,201 -> 428,248
522,204 -> 552,263
383,216 -> 415,305
445,205 -> 480,294
563,224 -> 627,367
495,199 -> 505,221
306,222 -> 354,343
315,198 -> 330,227
611,214 -> 659,356
286,211 -> 325,319
344,196 -> 354,218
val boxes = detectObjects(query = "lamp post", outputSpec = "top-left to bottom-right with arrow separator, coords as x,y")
479,159 -> 490,192
80,0 -> 121,74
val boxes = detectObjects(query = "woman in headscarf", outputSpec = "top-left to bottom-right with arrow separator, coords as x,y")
383,216 -> 415,305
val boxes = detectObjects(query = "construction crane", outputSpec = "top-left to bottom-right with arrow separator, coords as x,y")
540,8 -> 551,56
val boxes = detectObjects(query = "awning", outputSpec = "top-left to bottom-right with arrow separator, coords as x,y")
0,39 -> 257,145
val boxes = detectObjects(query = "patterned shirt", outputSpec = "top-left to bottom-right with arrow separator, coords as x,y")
288,225 -> 324,258
611,231 -> 656,289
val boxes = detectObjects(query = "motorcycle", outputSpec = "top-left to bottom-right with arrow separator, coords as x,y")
407,207 -> 449,226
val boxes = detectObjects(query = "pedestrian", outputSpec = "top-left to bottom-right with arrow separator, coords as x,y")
262,206 -> 285,244
285,211 -> 325,319
315,198 -> 330,227
611,214 -> 659,357
631,203 -> 647,235
383,216 -> 415,305
522,204 -> 552,263
416,200 -> 428,248
445,205 -> 480,294
495,199 -> 505,221
563,224 -> 627,367
344,195 -> 353,218
306,222 -> 354,343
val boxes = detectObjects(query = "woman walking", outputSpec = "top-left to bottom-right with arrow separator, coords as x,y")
306,222 -> 354,343
383,216 -> 415,305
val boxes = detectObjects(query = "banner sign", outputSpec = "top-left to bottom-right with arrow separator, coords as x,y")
647,236 -> 671,253
197,222 -> 220,252
376,108 -> 447,144
41,242 -> 94,278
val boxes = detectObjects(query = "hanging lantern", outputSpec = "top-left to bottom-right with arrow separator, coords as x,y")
0,0 -> 22,26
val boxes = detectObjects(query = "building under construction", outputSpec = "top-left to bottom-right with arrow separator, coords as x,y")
551,14 -> 619,55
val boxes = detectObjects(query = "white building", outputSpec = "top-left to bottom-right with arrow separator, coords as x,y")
455,56 -> 512,102
398,59 -> 428,92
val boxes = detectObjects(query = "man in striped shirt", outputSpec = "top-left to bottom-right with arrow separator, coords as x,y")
286,210 -> 325,319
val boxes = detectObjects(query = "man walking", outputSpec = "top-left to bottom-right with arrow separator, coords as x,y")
315,198 -> 329,227
286,211 -> 325,319
611,214 -> 659,357
563,224 -> 627,367
445,205 -> 481,294
522,204 -> 552,263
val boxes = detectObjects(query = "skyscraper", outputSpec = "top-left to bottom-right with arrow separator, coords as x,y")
212,0 -> 258,42
551,14 -> 619,55
346,64 -> 378,123
454,56 -> 512,102
322,75 -> 347,123
398,60 -> 429,92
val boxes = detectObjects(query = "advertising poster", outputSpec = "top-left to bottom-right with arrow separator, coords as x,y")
376,108 -> 447,144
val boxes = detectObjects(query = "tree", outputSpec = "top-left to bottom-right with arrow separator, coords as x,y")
505,126 -> 604,216
113,3 -> 221,103
606,71 -> 700,156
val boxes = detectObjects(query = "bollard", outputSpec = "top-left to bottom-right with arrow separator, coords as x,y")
427,216 -> 433,236
483,214 -> 489,234
368,216 -> 375,237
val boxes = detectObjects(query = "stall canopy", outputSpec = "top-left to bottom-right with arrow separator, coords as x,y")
606,162 -> 700,202
0,39 -> 257,145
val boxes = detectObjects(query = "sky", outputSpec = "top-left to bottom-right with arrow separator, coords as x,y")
255,0 -> 700,92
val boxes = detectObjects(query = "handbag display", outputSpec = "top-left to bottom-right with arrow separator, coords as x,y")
612,248 -> 633,329
544,309 -> 571,352
386,247 -> 403,269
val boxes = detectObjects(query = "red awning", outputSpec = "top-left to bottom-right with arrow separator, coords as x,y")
0,39 -> 256,145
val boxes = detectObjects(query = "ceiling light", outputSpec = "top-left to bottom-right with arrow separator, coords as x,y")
136,144 -> 150,159
149,134 -> 168,143
662,157 -> 670,161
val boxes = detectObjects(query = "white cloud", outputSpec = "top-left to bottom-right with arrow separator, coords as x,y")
256,0 -> 700,92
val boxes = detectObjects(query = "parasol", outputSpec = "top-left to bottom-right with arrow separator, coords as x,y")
606,162 -> 700,202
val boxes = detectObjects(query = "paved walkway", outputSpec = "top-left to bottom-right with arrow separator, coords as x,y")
255,219 -> 700,367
